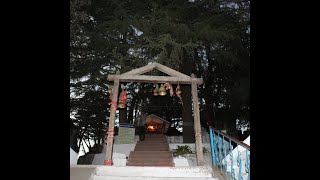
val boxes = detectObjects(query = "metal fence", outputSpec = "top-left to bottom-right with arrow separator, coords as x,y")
209,127 -> 250,180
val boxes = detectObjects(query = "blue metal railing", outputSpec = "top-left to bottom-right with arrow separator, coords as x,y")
209,127 -> 250,180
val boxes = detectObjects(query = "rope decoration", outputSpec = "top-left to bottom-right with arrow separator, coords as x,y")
119,86 -> 128,104
195,132 -> 202,139
104,160 -> 113,166
110,100 -> 117,110
108,87 -> 118,110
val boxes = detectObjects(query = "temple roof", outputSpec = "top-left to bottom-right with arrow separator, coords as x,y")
145,114 -> 169,124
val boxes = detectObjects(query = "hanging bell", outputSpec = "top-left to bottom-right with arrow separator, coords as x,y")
118,100 -> 126,108
176,84 -> 182,96
158,84 -> 167,96
153,84 -> 159,96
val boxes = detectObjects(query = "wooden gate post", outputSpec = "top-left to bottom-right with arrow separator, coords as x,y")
104,70 -> 120,165
191,74 -> 204,166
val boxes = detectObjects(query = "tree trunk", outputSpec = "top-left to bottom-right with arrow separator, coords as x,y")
180,49 -> 196,143
128,96 -> 137,124
203,44 -> 216,128
181,84 -> 195,143
213,62 -> 223,130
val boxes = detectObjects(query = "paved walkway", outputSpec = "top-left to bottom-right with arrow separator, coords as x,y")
70,166 -> 96,180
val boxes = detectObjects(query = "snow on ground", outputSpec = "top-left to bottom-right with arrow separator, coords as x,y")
176,153 -> 213,167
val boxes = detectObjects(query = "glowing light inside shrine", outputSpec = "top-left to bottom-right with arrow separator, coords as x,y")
147,125 -> 155,131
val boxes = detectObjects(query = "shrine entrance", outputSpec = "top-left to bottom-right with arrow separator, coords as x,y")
105,62 -> 204,166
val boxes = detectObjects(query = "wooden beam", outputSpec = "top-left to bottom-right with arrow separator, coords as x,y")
191,74 -> 204,166
154,63 -> 190,78
121,63 -> 157,75
104,71 -> 120,166
121,62 -> 191,80
107,74 -> 203,85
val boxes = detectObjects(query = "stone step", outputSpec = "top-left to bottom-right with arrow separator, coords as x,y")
129,151 -> 173,155
134,148 -> 169,151
144,139 -> 167,140
135,146 -> 169,149
128,154 -> 173,159
144,137 -> 167,140
93,176 -> 219,180
144,136 -> 166,138
135,144 -> 168,147
135,144 -> 169,147
145,134 -> 166,136
127,158 -> 173,163
135,146 -> 168,148
136,143 -> 169,147
136,142 -> 168,144
95,166 -> 214,178
128,155 -> 172,159
129,152 -> 173,158
128,138 -> 173,167
126,162 -> 175,166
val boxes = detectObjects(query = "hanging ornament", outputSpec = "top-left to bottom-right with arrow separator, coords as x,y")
176,84 -> 182,97
158,84 -> 167,96
118,85 -> 127,108
153,84 -> 159,96
175,84 -> 183,106
164,82 -> 174,97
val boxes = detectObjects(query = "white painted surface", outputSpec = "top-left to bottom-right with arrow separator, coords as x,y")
181,153 -> 213,168
173,157 -> 189,166
70,148 -> 78,165
92,143 -> 135,166
113,143 -> 136,157
92,152 -> 127,166
112,152 -> 126,159
112,159 -> 127,166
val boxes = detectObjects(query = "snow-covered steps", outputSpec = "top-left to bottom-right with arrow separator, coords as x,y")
92,166 -> 220,180
93,176 -> 219,180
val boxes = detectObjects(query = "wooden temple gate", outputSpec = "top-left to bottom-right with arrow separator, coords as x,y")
105,62 -> 204,166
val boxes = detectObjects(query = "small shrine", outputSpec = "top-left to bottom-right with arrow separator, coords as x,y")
145,114 -> 170,134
